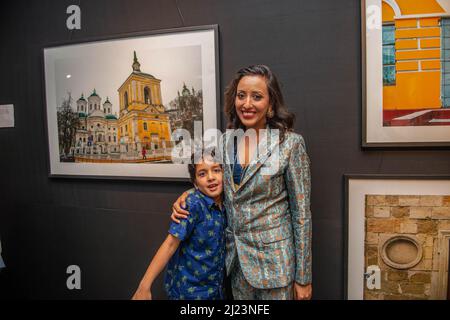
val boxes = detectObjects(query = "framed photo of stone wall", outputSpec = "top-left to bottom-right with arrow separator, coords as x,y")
362,0 -> 450,147
344,175 -> 450,300
42,25 -> 220,180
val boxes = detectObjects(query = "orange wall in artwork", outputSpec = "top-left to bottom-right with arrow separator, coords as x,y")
383,72 -> 441,110
382,0 -> 444,110
395,0 -> 445,15
382,2 -> 395,22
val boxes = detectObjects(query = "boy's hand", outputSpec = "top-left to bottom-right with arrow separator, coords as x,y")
171,191 -> 190,223
132,286 -> 152,300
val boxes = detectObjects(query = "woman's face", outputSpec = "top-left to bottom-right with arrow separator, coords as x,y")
235,75 -> 271,130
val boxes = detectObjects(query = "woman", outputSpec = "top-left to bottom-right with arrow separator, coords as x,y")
172,65 -> 312,300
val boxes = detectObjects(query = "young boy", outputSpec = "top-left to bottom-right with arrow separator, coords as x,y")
132,152 -> 226,300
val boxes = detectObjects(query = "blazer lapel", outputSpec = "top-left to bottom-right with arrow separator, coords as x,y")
223,132 -> 236,193
235,128 -> 280,192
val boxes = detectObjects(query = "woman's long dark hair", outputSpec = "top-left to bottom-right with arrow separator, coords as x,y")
224,65 -> 295,141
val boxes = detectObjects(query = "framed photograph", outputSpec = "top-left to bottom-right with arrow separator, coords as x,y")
362,0 -> 450,147
344,174 -> 450,300
43,25 -> 220,180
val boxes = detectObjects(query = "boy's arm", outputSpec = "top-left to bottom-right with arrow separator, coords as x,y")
132,234 -> 181,300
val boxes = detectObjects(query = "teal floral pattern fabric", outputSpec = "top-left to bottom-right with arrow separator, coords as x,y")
222,129 -> 312,289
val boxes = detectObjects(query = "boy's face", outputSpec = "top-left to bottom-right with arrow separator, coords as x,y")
194,158 -> 223,199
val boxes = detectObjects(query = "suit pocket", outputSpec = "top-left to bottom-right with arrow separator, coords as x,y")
260,224 -> 292,245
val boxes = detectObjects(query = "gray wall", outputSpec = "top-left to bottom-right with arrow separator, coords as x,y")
0,0 -> 449,299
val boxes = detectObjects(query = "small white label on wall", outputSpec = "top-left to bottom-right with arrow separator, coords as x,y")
0,104 -> 14,128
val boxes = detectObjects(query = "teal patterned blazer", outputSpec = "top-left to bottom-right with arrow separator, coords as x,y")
221,128 -> 312,289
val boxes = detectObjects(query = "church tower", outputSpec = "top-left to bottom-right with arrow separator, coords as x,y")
116,51 -> 172,154
88,89 -> 102,114
77,93 -> 87,114
103,97 -> 112,115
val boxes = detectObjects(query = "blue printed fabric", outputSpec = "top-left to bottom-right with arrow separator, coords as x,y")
233,161 -> 244,185
233,141 -> 244,185
164,190 -> 226,300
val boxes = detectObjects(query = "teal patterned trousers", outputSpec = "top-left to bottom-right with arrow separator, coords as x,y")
230,260 -> 293,300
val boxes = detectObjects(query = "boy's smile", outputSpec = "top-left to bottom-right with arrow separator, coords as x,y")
206,182 -> 220,193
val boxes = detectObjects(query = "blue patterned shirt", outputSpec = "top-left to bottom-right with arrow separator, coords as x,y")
164,190 -> 226,300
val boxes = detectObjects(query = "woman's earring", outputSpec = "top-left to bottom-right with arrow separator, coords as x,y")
267,109 -> 274,119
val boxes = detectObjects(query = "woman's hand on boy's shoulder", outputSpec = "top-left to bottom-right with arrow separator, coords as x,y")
171,190 -> 192,223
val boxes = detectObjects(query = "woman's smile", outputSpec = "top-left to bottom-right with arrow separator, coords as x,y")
240,108 -> 258,120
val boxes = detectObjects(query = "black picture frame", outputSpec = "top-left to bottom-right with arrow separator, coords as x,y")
42,24 -> 221,181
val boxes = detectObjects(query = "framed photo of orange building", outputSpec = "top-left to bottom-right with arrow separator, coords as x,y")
43,25 -> 219,180
363,0 -> 450,147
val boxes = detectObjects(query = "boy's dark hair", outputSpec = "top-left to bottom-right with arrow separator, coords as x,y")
188,148 -> 222,184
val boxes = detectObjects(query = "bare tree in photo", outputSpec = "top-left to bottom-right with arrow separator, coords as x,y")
57,93 -> 80,160
167,84 -> 203,137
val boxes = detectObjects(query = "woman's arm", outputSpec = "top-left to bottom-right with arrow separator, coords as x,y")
284,134 -> 312,299
132,234 -> 181,300
170,188 -> 196,223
